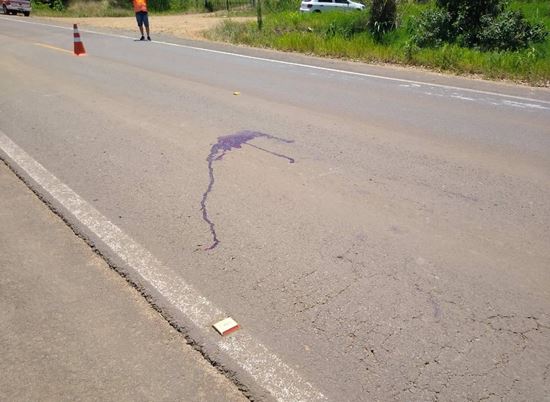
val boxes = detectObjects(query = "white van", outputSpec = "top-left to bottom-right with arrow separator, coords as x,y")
2,0 -> 31,16
300,0 -> 365,13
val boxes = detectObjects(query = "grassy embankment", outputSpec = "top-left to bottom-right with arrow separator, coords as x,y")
206,0 -> 550,86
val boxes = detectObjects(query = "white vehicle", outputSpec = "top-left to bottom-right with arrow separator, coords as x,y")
300,0 -> 365,13
2,0 -> 31,16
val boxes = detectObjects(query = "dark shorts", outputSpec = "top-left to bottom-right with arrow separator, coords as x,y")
135,11 -> 149,28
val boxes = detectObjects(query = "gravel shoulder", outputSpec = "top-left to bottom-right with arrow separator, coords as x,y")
40,13 -> 252,40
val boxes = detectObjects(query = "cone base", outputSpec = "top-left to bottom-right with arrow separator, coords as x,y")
74,44 -> 86,56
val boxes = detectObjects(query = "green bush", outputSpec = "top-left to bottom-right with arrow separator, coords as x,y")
148,0 -> 170,11
52,0 -> 64,11
437,0 -> 504,46
412,0 -> 548,51
410,8 -> 453,47
478,10 -> 548,50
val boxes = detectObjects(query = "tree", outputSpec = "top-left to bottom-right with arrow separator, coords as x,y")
369,0 -> 397,41
436,0 -> 504,46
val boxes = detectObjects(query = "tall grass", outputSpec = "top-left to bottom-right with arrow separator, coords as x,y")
32,0 -> 134,17
206,0 -> 550,85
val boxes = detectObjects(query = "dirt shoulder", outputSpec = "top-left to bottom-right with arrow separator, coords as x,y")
41,13 -> 252,40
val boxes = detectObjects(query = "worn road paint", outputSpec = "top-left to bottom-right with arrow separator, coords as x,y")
0,130 -> 325,402
200,131 -> 294,250
34,42 -> 73,55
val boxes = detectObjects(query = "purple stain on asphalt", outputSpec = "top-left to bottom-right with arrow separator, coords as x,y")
200,131 -> 295,250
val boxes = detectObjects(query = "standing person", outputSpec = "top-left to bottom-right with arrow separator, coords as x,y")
133,0 -> 151,41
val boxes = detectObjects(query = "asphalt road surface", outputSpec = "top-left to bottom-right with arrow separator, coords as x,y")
1,16 -> 550,401
0,162 -> 247,402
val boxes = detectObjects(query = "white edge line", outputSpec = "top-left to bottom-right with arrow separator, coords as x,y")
2,16 -> 550,106
0,130 -> 326,402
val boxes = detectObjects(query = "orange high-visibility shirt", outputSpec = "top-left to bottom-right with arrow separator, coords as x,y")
133,0 -> 147,12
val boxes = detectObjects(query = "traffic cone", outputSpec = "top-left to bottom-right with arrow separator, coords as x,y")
73,24 -> 86,56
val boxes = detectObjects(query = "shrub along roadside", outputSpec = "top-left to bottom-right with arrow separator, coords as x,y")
205,1 -> 550,86
411,0 -> 548,51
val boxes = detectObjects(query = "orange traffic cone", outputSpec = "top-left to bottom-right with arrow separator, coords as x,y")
73,24 -> 86,56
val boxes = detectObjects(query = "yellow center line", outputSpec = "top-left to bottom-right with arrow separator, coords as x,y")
34,43 -> 75,55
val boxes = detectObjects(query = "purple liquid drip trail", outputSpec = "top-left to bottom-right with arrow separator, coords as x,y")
200,131 -> 295,250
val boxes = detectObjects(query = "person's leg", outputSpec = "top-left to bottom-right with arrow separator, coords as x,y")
143,13 -> 151,40
136,12 -> 145,39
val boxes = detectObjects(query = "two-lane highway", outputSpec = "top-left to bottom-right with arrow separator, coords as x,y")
1,16 -> 550,401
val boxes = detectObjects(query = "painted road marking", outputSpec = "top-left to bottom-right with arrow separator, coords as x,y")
34,42 -> 73,54
2,16 -> 550,107
0,130 -> 326,402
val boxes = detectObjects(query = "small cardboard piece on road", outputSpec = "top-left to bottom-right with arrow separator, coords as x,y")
213,317 -> 240,336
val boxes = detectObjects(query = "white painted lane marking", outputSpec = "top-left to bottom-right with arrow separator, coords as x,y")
502,100 -> 550,110
219,334 -> 321,401
450,94 -> 475,102
2,16 -> 550,106
0,131 -> 326,402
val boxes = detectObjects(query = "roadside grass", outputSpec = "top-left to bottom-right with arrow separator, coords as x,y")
206,0 -> 550,85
